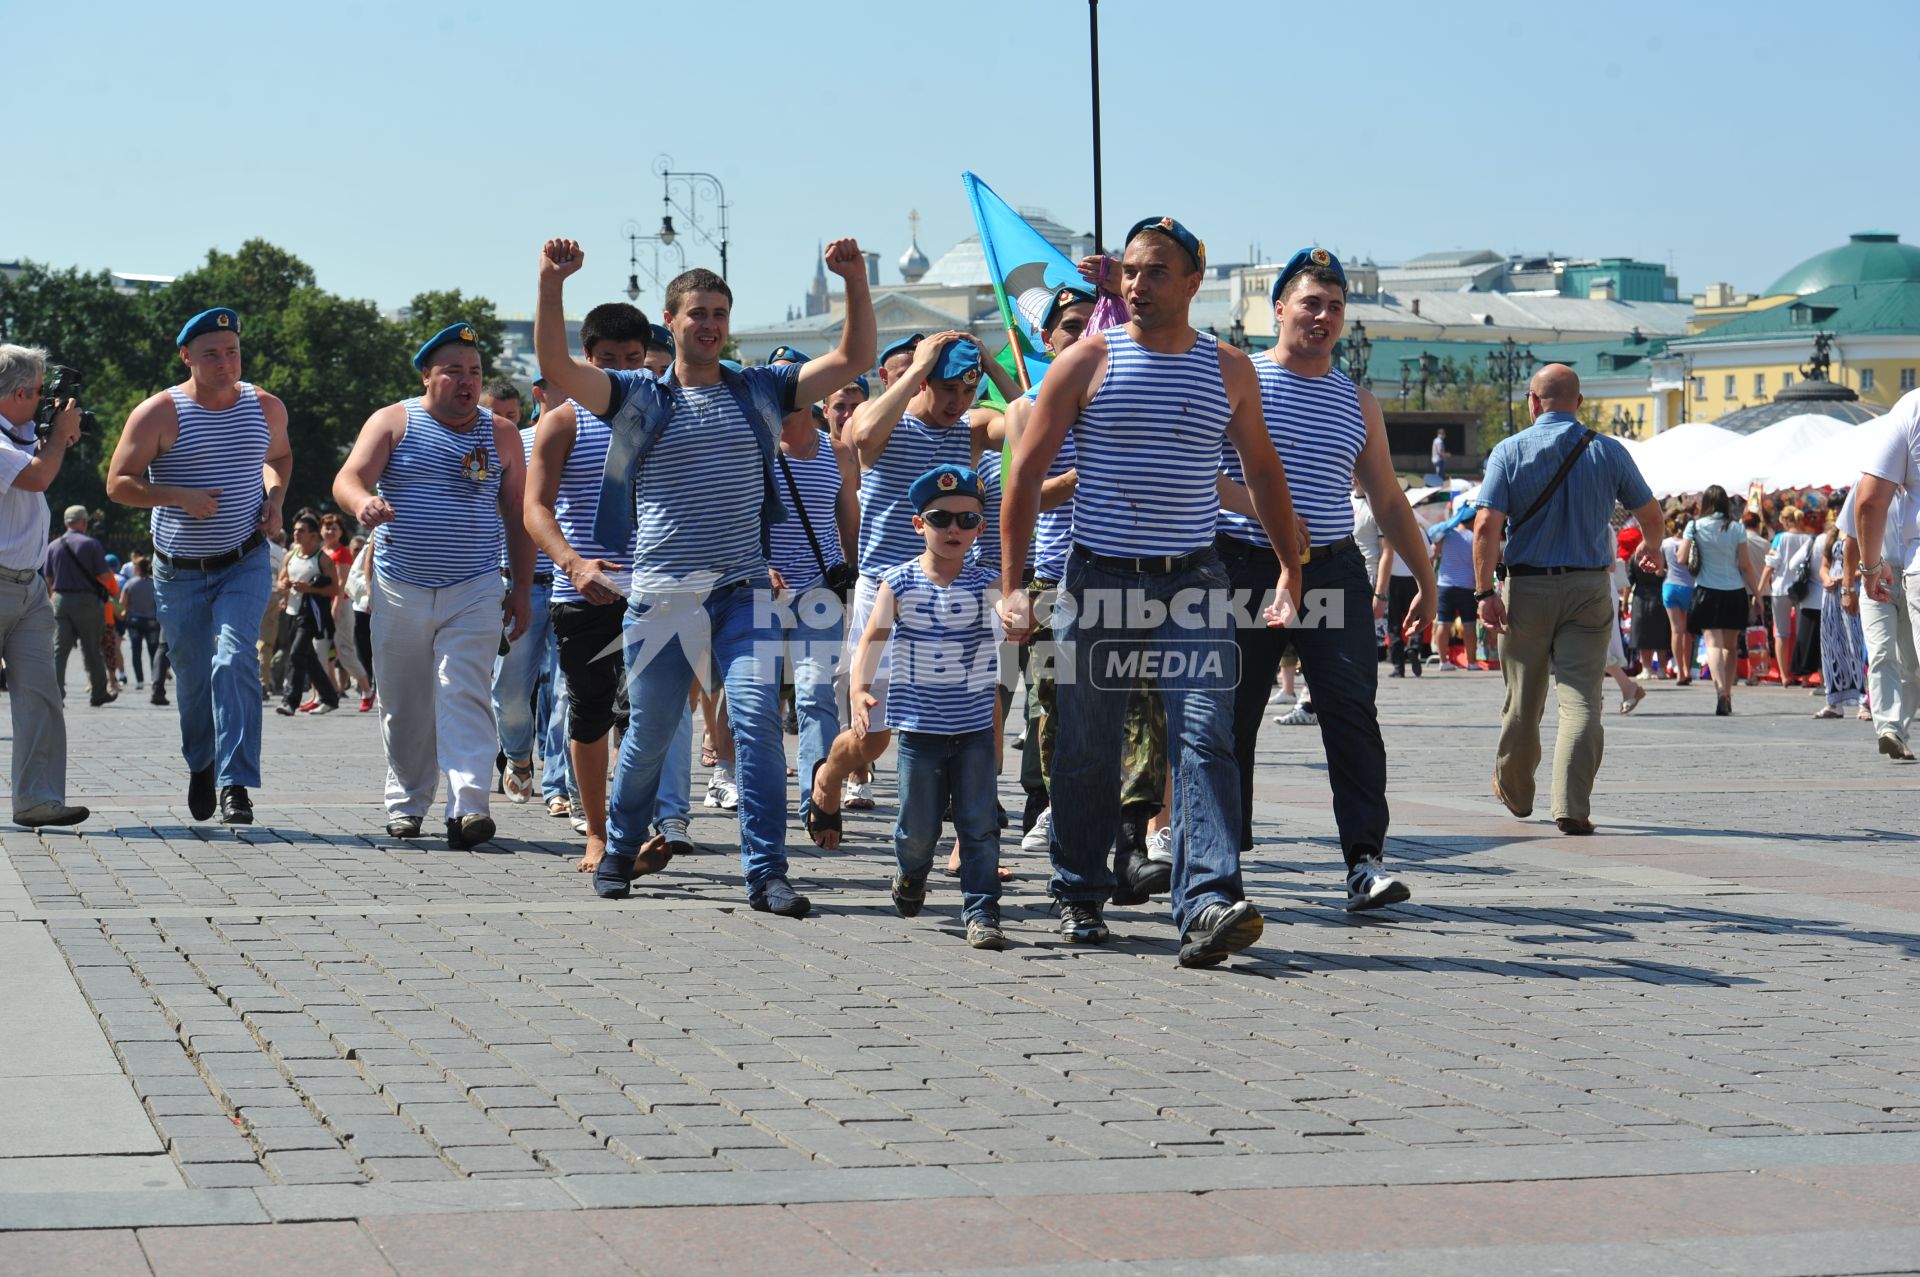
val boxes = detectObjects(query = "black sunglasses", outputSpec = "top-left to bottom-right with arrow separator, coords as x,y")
921,509 -> 983,530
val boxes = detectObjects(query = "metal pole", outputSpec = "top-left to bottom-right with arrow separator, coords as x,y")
1089,0 -> 1104,252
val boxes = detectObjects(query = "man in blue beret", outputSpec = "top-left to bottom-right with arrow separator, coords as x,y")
333,322 -> 535,850
802,330 -> 1018,842
1216,247 -> 1437,912
108,308 -> 292,826
644,324 -> 674,378
535,235 -> 875,916
999,215 -> 1304,967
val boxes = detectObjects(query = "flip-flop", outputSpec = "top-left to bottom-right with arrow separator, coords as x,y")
1619,685 -> 1645,715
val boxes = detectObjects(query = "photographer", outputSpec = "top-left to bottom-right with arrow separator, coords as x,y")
0,344 -> 88,827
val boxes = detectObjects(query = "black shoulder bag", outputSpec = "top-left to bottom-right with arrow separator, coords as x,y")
1496,428 -> 1598,580
776,449 -> 858,602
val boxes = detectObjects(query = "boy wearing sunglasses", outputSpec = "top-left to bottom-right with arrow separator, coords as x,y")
848,464 -> 1007,949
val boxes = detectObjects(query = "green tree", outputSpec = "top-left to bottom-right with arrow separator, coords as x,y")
393,291 -> 504,378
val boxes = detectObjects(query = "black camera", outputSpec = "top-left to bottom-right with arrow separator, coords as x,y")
34,366 -> 97,441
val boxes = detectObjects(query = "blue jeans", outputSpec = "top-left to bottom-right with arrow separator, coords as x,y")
779,588 -> 845,817
153,542 -> 271,787
493,579 -> 553,765
895,728 -> 1001,923
534,637 -> 572,801
123,616 -> 162,683
607,577 -> 785,890
1049,548 -> 1241,932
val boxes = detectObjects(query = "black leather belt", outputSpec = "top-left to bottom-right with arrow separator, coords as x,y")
1308,535 -> 1357,563
1218,534 -> 1356,566
502,570 -> 555,585
1507,563 -> 1608,577
1074,544 -> 1211,576
154,530 -> 264,574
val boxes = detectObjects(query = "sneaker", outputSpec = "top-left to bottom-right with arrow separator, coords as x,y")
386,814 -> 423,838
446,813 -> 497,850
1878,731 -> 1915,762
967,918 -> 1010,951
750,876 -> 812,919
1057,900 -> 1109,944
705,764 -> 739,810
1177,900 -> 1265,968
13,801 -> 89,828
359,695 -> 375,713
503,759 -> 535,803
309,702 -> 337,716
299,698 -> 320,712
655,816 -> 696,857
1273,703 -> 1317,727
1344,857 -> 1411,912
1145,827 -> 1174,865
569,796 -> 589,835
274,704 -> 297,717
151,691 -> 169,706
1021,808 -> 1053,853
1268,688 -> 1296,707
889,874 -> 926,918
842,779 -> 875,810
187,767 -> 216,822
217,786 -> 254,825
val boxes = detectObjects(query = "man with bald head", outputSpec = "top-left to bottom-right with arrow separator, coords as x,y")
1473,364 -> 1661,835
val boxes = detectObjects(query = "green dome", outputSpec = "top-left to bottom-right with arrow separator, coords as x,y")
1766,231 -> 1920,296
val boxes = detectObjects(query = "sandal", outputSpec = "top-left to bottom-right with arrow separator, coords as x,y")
1619,685 -> 1646,715
504,759 -> 535,803
1813,705 -> 1842,719
802,761 -> 841,848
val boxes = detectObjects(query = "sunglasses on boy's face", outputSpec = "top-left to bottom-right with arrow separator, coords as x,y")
921,509 -> 983,530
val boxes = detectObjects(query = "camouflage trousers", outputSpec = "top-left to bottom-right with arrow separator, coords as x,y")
1028,579 -> 1168,816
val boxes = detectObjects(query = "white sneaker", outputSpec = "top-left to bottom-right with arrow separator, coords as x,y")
1267,688 -> 1296,707
1273,703 -> 1317,727
1020,808 -> 1053,853
1345,856 -> 1411,912
706,764 -> 739,811
1145,826 -> 1174,865
568,795 -> 589,835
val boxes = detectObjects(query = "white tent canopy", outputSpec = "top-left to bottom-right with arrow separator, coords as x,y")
1752,415 -> 1893,491
1639,414 -> 1863,497
1622,421 -> 1741,498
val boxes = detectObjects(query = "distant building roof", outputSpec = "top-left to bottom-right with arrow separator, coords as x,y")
1764,231 -> 1920,297
1349,292 -> 1693,339
1669,280 -> 1920,347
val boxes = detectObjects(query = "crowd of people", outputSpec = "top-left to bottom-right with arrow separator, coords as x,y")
3,217 -> 1917,969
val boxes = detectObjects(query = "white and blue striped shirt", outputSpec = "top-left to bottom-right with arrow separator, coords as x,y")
857,412 -> 974,577
1030,408 -> 1078,582
149,383 -> 269,557
373,400 -> 503,589
549,401 -> 633,605
1071,328 -> 1230,556
970,450 -> 1004,575
880,560 -> 1001,734
1221,358 -> 1365,548
631,382 -> 762,591
518,425 -> 554,580
769,429 -> 845,594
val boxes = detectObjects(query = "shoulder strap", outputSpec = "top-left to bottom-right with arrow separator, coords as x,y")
1506,429 -> 1597,537
776,448 -> 832,578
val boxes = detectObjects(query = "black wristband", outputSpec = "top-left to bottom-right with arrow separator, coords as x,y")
1473,588 -> 1497,602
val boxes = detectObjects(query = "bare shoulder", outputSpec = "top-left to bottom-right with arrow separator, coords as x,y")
253,387 -> 289,423
362,401 -> 410,438
533,400 -> 579,445
1356,383 -> 1385,422
124,386 -> 180,430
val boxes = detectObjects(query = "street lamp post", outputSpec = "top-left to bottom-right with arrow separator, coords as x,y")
1335,318 -> 1371,386
621,219 -> 685,301
1399,350 -> 1455,410
655,154 -> 730,281
1486,336 -> 1537,436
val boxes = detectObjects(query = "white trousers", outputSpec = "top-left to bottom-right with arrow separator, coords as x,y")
372,572 -> 501,819
1864,573 -> 1920,740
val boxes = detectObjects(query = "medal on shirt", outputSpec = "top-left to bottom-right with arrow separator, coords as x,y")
459,446 -> 491,483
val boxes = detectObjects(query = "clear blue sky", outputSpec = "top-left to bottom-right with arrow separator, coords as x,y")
13,0 -> 1917,327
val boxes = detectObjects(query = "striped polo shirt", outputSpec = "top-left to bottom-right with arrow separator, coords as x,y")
969,449 -> 1004,575
769,429 -> 845,594
631,382 -> 762,591
549,401 -> 633,605
1220,358 -> 1365,548
880,560 -> 1001,734
857,412 -> 974,577
1071,327 -> 1230,556
148,383 -> 270,557
373,400 -> 504,589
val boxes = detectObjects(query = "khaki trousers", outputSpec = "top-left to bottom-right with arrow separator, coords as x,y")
1494,571 -> 1612,822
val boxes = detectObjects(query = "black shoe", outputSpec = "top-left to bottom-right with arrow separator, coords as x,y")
782,708 -> 799,735
89,693 -> 111,707
218,786 -> 254,825
386,814 -> 423,838
593,852 -> 635,899
187,767 -> 216,822
1058,899 -> 1109,944
150,691 -> 169,706
1715,695 -> 1732,716
1177,900 -> 1265,968
446,813 -> 496,849
750,876 -> 812,918
1409,658 -> 1423,678
1110,805 -> 1169,906
997,802 -> 1009,830
890,874 -> 926,918
1389,666 -> 1406,678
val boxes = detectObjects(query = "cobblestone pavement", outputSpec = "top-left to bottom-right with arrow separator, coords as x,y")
2,666 -> 1917,1274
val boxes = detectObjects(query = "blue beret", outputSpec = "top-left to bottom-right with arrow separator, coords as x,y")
879,333 -> 925,365
176,308 -> 240,347
1124,216 -> 1206,273
931,339 -> 982,384
767,344 -> 810,365
649,324 -> 674,353
413,322 -> 480,371
1272,246 -> 1348,303
850,375 -> 870,398
909,464 -> 983,512
1041,283 -> 1098,333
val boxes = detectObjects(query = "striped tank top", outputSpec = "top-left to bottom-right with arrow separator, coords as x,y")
858,412 -> 974,577
149,383 -> 270,557
631,382 -> 763,592
373,400 -> 504,589
769,429 -> 846,593
1220,358 -> 1365,548
1072,327 -> 1230,556
1029,388 -> 1079,581
880,560 -> 1001,734
518,425 -> 554,579
969,450 -> 1004,575
549,401 -> 634,605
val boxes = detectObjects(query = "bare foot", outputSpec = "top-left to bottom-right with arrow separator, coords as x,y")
576,834 -> 606,873
948,849 -> 1015,881
632,833 -> 674,877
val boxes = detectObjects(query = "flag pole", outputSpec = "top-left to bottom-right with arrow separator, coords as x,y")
1006,324 -> 1031,394
1089,0 -> 1104,253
